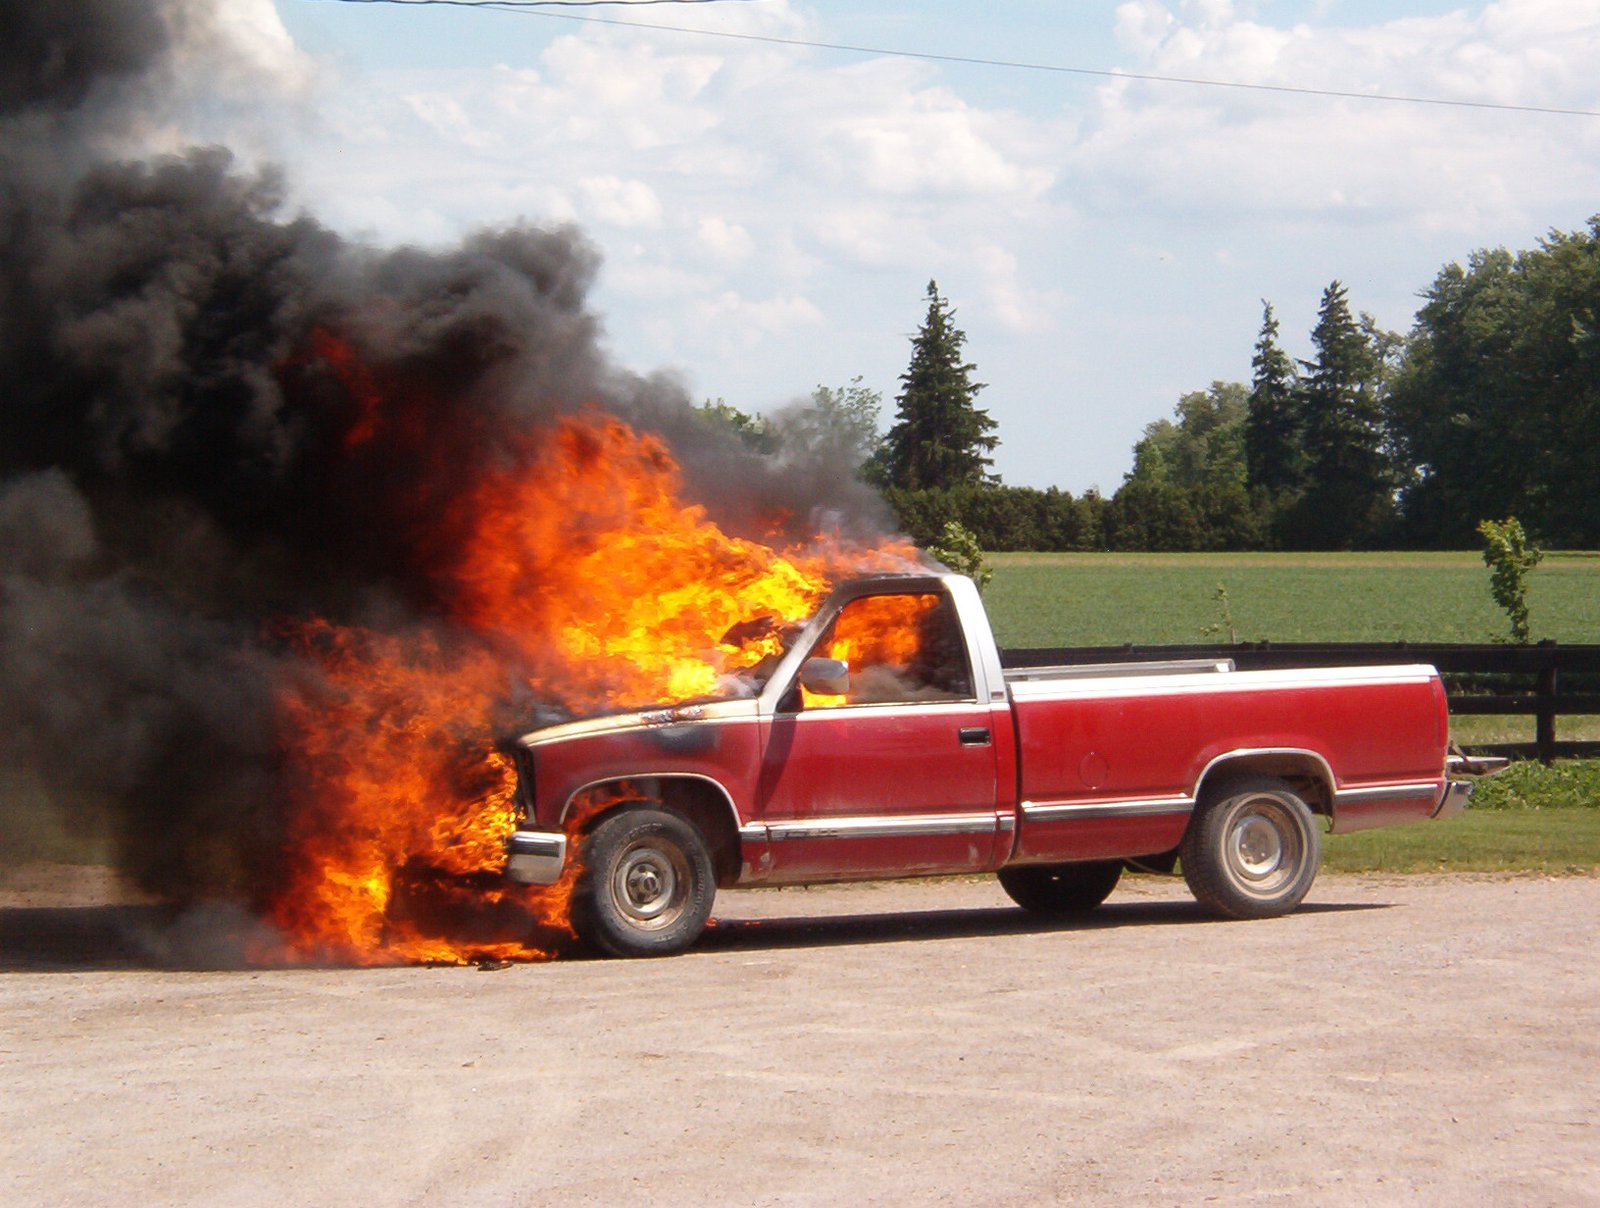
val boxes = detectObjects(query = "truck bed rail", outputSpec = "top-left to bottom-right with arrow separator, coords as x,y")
1003,641 -> 1600,764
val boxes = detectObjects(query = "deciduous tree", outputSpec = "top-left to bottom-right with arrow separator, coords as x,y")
1114,381 -> 1262,550
1391,220 -> 1600,547
694,398 -> 777,454
776,376 -> 884,475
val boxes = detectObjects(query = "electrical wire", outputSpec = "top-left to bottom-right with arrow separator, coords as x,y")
309,0 -> 1600,119
322,1 -> 766,7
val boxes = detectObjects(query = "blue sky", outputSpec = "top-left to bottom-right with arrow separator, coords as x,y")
231,0 -> 1600,492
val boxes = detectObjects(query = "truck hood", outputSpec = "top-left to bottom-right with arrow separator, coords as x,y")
514,697 -> 761,750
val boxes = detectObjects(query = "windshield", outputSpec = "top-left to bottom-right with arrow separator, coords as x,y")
701,612 -> 812,700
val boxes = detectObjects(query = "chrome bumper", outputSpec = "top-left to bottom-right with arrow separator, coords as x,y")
505,830 -> 567,885
1433,779 -> 1474,821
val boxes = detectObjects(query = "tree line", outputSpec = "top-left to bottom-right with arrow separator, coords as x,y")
1123,216 -> 1599,550
702,218 -> 1600,551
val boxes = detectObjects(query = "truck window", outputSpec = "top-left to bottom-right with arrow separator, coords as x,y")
803,592 -> 973,707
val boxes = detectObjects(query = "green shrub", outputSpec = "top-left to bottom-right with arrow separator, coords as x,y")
1470,759 -> 1600,811
927,520 -> 992,592
1477,516 -> 1543,643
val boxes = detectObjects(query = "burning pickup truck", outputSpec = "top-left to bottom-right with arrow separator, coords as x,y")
504,573 -> 1474,957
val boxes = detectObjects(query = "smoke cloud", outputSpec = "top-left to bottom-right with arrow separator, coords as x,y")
0,0 -> 887,906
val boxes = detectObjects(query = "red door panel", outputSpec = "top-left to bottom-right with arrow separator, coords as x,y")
757,702 -> 1001,881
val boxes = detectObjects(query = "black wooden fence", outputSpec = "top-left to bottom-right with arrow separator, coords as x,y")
1002,641 -> 1600,764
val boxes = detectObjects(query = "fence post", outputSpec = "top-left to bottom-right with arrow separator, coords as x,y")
1536,639 -> 1558,765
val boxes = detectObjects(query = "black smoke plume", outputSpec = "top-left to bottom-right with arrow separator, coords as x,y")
0,0 -> 886,905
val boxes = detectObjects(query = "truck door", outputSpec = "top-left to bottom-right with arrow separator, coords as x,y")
755,590 -> 1005,881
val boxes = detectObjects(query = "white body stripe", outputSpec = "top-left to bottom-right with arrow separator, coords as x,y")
1008,662 -> 1436,703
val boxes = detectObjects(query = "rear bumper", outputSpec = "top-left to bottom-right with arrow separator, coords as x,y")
505,830 -> 567,885
1433,779 -> 1474,821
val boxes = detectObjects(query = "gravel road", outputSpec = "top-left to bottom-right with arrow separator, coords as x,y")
3,869 -> 1597,1207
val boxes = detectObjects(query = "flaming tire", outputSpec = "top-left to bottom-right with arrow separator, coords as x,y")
573,808 -> 715,958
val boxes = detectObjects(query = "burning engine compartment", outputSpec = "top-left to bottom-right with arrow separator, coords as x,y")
0,0 -> 916,965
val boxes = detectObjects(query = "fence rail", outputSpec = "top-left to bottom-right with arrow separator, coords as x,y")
1002,640 -> 1600,764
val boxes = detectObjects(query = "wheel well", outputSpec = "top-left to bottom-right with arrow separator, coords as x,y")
571,778 -> 743,888
1196,753 -> 1334,819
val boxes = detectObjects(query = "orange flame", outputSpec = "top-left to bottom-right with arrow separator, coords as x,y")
444,415 -> 839,707
260,381 -> 918,965
801,592 -> 944,708
823,593 -> 939,667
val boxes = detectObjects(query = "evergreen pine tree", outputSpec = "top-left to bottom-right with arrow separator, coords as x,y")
1244,301 -> 1302,494
1292,281 -> 1394,548
882,280 -> 998,489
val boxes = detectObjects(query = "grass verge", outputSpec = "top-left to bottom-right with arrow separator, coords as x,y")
984,549 -> 1600,647
1323,760 -> 1600,875
1324,809 -> 1600,875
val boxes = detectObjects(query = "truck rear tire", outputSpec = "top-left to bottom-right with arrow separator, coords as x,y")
1180,776 -> 1321,919
572,808 -> 715,957
998,860 -> 1123,915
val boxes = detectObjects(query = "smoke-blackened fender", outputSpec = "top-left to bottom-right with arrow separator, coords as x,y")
516,700 -> 764,835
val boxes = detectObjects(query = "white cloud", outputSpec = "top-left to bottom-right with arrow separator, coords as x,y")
405,92 -> 500,149
974,245 -> 1069,335
696,216 -> 754,263
533,36 -> 724,150
703,291 -> 823,329
1115,2 -> 1177,57
266,1 -> 1600,491
1077,0 -> 1600,236
811,78 -> 1056,199
686,291 -> 826,361
601,253 -> 720,307
267,6 -> 1078,425
579,176 -> 664,230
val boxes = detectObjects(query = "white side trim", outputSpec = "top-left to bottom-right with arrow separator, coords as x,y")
764,812 -> 1002,842
1020,797 -> 1195,823
1333,783 -> 1440,805
1010,663 -> 1438,704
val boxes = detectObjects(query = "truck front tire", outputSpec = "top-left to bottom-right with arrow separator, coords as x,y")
998,860 -> 1123,915
572,808 -> 715,957
1180,776 -> 1321,919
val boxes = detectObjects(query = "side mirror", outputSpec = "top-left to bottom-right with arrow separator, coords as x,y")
799,657 -> 849,697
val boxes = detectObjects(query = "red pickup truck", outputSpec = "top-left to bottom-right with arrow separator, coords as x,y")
505,573 -> 1472,956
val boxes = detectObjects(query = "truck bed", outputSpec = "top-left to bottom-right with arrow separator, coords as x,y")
1003,657 -> 1235,682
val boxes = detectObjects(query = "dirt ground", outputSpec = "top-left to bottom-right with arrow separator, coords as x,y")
2,867 -> 1598,1207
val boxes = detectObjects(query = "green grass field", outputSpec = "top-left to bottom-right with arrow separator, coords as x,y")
1323,808 -> 1600,874
984,550 -> 1600,647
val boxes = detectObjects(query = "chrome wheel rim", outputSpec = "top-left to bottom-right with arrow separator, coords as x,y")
1224,797 -> 1302,899
611,842 -> 689,930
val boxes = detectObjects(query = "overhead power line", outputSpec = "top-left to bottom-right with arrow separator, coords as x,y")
323,1 -> 766,8
313,0 -> 1600,119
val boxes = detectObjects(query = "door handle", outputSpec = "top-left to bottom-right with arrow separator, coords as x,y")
958,727 -> 992,747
